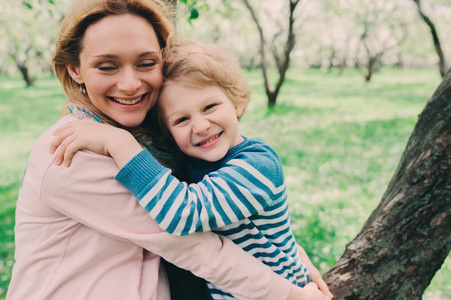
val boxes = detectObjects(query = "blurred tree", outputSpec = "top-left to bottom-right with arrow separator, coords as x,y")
0,0 -> 64,86
343,0 -> 411,82
413,0 -> 448,77
176,0 -> 211,22
323,72 -> 451,298
240,0 -> 301,107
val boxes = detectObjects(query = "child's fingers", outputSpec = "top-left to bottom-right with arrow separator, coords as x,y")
50,129 -> 74,154
54,134 -> 77,166
52,121 -> 80,136
63,141 -> 79,167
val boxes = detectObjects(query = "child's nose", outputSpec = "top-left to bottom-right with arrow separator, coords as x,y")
192,117 -> 210,134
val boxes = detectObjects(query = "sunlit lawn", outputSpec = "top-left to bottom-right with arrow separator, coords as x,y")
0,68 -> 449,299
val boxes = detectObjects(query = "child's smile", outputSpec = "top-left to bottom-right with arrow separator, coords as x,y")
159,83 -> 244,162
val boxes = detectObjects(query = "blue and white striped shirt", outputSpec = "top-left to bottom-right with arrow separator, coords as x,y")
116,138 -> 310,299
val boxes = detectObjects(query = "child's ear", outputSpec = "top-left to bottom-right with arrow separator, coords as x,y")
235,105 -> 245,119
66,64 -> 83,84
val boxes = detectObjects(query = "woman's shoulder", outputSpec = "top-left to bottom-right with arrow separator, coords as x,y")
34,115 -> 78,147
29,115 -> 118,177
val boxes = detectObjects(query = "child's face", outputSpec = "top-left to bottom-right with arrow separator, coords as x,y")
159,83 -> 244,162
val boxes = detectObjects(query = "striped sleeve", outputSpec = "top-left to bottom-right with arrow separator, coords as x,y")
115,148 -> 286,236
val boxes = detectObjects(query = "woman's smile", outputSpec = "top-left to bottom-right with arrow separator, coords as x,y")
70,14 -> 163,127
110,95 -> 144,105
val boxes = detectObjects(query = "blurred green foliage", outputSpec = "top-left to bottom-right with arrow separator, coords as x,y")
0,68 -> 449,299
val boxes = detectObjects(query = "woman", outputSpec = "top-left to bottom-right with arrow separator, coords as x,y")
6,0 -> 330,299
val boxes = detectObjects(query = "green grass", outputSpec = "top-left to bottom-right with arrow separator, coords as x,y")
0,68 -> 449,299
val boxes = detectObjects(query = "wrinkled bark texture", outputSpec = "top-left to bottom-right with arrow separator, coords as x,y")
323,72 -> 451,299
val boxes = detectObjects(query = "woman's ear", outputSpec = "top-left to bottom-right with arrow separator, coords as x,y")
66,64 -> 83,84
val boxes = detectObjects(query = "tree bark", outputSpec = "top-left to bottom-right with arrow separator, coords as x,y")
323,72 -> 451,298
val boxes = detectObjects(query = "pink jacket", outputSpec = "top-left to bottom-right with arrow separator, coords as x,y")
6,115 -> 291,300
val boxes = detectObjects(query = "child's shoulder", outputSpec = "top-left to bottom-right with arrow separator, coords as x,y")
231,137 -> 283,175
236,137 -> 279,159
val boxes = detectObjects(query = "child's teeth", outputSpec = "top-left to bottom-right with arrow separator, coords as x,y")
199,133 -> 220,145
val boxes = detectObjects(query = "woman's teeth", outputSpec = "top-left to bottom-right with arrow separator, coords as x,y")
111,95 -> 143,105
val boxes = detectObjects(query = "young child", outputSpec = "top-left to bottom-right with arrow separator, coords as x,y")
51,40 -> 333,300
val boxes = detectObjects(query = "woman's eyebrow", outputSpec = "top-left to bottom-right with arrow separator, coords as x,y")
93,51 -> 160,59
139,51 -> 160,57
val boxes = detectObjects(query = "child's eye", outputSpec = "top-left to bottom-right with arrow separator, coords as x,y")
204,104 -> 217,111
174,117 -> 189,125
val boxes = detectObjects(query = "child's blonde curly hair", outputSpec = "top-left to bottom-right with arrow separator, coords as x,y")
161,39 -> 251,120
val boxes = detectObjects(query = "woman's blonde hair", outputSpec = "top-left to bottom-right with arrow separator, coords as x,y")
161,39 -> 251,119
52,0 -> 175,133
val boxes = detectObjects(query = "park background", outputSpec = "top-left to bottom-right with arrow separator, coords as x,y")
0,0 -> 450,299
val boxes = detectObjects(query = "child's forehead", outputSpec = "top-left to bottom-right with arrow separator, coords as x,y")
160,84 -> 232,105
162,80 -> 220,94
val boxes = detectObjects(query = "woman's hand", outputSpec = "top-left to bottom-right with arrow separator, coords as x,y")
49,120 -> 141,168
297,244 -> 334,299
287,282 -> 332,300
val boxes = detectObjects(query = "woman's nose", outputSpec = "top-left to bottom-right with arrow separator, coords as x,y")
117,68 -> 142,94
192,117 -> 210,134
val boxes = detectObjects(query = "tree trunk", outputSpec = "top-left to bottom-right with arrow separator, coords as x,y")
18,64 -> 34,87
9,52 -> 34,87
323,72 -> 451,298
413,0 -> 447,78
241,0 -> 300,108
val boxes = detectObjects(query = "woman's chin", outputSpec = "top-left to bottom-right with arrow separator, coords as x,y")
114,116 -> 146,128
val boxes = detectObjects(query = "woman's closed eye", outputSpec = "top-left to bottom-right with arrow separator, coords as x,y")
138,60 -> 157,69
97,64 -> 117,72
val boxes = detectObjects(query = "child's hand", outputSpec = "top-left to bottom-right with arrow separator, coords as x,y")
297,244 -> 334,299
50,120 -> 133,167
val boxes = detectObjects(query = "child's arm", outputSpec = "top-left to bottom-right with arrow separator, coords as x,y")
50,120 -> 143,168
115,144 -> 287,236
53,127 -> 282,236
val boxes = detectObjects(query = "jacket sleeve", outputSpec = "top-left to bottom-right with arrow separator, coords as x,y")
41,150 -> 291,300
116,148 -> 286,236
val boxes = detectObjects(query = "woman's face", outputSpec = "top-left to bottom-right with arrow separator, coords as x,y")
68,14 -> 163,127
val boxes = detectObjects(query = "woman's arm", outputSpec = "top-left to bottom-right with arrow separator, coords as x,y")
296,244 -> 334,299
48,118 -> 332,300
42,145 -> 294,300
